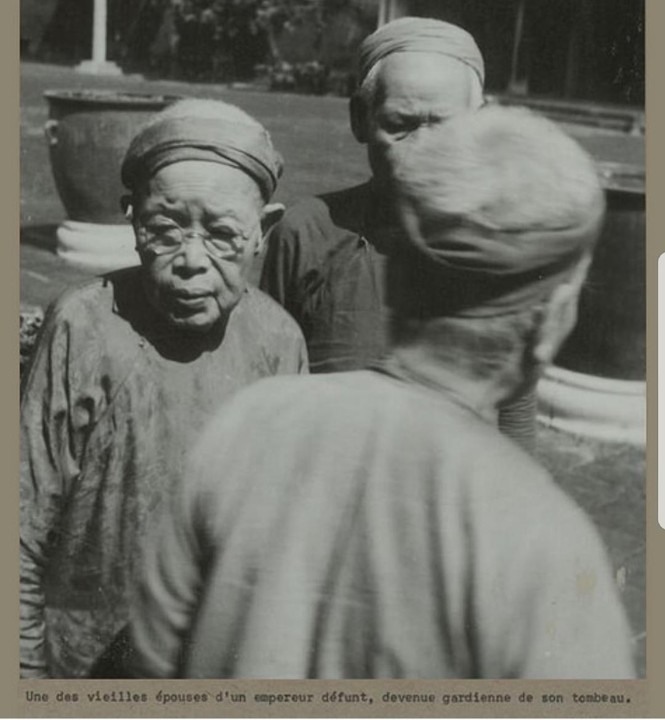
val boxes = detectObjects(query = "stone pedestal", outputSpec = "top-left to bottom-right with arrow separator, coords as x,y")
538,368 -> 645,446
56,221 -> 139,273
75,60 -> 123,76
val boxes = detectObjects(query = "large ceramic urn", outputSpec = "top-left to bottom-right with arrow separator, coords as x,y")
44,90 -> 181,272
537,146 -> 645,445
484,96 -> 646,445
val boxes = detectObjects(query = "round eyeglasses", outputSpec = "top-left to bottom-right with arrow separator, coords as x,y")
136,222 -> 255,260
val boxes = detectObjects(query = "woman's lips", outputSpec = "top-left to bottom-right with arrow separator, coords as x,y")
168,290 -> 212,309
171,289 -> 212,299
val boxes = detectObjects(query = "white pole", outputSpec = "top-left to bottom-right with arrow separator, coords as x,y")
378,0 -> 387,27
508,0 -> 527,95
76,0 -> 122,75
387,0 -> 407,23
92,0 -> 107,64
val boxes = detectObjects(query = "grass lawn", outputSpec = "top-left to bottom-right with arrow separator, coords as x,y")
20,61 -> 646,676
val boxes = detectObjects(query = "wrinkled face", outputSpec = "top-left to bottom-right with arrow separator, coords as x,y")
363,53 -> 482,188
134,161 -> 264,333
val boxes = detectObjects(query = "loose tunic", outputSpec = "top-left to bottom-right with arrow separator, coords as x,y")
20,267 -> 307,679
260,183 -> 537,448
130,367 -> 634,679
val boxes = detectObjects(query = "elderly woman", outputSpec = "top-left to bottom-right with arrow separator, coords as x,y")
20,99 -> 307,679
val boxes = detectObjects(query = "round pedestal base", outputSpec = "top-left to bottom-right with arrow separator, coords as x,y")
537,365 -> 645,446
75,60 -> 123,76
56,220 -> 139,273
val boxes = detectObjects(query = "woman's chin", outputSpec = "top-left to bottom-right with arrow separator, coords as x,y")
164,307 -> 221,334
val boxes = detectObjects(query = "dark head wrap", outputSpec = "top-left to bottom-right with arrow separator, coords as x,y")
121,115 -> 283,201
387,106 -> 605,318
358,16 -> 485,89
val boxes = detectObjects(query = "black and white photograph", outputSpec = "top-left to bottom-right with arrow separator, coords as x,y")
19,0 -> 645,686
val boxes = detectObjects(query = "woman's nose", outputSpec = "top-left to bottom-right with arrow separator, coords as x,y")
172,236 -> 211,275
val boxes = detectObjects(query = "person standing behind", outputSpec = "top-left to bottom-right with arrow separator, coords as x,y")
260,17 -> 538,451
20,99 -> 307,679
127,106 -> 634,679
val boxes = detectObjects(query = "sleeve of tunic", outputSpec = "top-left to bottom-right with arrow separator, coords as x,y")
20,296 -> 98,678
128,384 -> 277,678
281,318 -> 309,375
127,440 -> 210,678
294,333 -> 309,374
518,512 -> 635,679
463,452 -> 636,679
269,300 -> 309,376
247,287 -> 310,376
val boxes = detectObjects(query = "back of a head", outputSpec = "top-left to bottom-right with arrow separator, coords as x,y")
396,105 -> 604,239
391,105 -> 605,321
388,105 -> 606,386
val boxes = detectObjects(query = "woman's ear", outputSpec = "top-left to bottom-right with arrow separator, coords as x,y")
532,254 -> 593,366
120,195 -> 134,221
257,203 -> 286,255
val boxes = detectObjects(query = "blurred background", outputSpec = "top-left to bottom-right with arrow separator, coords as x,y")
21,0 -> 644,103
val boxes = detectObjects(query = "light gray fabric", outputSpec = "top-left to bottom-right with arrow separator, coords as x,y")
358,16 -> 484,88
130,370 -> 635,679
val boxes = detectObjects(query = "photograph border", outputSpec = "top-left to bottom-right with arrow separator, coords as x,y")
2,0 -> 662,715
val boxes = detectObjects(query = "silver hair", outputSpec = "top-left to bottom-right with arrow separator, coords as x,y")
394,105 -> 604,232
390,106 -> 603,384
